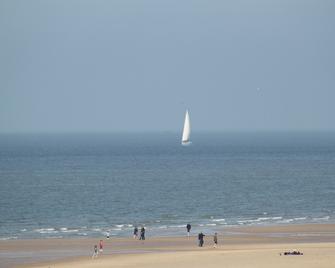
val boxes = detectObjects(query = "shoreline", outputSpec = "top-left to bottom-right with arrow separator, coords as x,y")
1,218 -> 334,241
1,223 -> 335,267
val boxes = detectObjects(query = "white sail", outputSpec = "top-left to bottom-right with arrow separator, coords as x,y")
181,109 -> 191,145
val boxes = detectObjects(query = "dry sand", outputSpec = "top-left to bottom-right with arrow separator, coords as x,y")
28,243 -> 335,268
1,224 -> 335,268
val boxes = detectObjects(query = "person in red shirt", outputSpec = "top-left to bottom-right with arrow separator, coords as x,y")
99,240 -> 103,253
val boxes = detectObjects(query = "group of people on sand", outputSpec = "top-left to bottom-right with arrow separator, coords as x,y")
92,239 -> 104,258
186,224 -> 218,248
133,226 -> 146,241
92,223 -> 219,258
132,224 -> 219,248
198,232 -> 218,248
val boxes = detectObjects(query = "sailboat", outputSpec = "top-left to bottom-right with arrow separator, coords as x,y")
181,109 -> 191,145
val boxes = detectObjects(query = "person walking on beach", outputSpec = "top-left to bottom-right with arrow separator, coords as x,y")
99,240 -> 104,253
186,223 -> 191,237
92,244 -> 98,258
140,227 -> 145,242
213,233 -> 218,248
133,226 -> 138,239
198,232 -> 205,247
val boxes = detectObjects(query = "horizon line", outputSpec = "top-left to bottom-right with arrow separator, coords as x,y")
1,129 -> 335,135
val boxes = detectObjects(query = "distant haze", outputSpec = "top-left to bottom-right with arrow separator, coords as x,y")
0,0 -> 334,133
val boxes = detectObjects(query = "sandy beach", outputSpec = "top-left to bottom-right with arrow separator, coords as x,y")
1,223 -> 335,268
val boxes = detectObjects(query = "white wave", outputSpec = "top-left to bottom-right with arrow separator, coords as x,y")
158,225 -> 168,229
294,217 -> 307,221
257,217 -> 272,221
206,223 -> 217,226
313,216 -> 330,221
78,232 -> 88,236
61,229 -> 79,233
278,219 -> 294,223
34,228 -> 55,232
115,225 -> 124,228
127,224 -> 133,227
20,229 -> 27,232
39,230 -> 59,234
212,218 -> 225,222
199,224 -> 204,227
168,225 -> 185,228
60,227 -> 68,231
0,236 -> 18,240
238,217 -> 283,224
112,228 -> 122,231
237,219 -> 259,224
34,228 -> 58,234
92,228 -> 102,232
271,217 -> 283,220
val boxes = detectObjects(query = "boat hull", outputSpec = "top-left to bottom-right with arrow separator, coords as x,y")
181,141 -> 192,146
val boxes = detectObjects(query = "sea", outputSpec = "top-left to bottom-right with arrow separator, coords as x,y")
0,132 -> 334,240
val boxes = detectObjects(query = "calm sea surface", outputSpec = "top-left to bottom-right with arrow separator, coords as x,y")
0,132 -> 334,239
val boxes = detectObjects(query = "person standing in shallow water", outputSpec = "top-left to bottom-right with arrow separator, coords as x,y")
140,227 -> 145,241
198,232 -> 205,247
186,224 -> 191,237
133,226 -> 138,239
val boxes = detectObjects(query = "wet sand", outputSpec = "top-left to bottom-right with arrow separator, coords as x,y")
1,223 -> 335,268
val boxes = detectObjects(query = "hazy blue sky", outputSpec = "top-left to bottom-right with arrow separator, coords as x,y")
1,0 -> 334,133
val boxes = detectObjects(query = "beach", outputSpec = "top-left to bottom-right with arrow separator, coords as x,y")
2,0 -> 334,266
1,133 -> 335,268
1,223 -> 335,268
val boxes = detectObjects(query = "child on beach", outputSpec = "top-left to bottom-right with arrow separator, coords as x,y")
213,233 -> 218,248
92,245 -> 98,258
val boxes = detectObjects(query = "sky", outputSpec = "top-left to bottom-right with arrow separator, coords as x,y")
0,0 -> 334,133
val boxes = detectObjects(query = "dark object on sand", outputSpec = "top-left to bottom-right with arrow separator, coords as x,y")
281,251 -> 303,255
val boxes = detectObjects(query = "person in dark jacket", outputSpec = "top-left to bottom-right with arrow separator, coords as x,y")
140,227 -> 145,241
198,232 -> 205,247
133,226 -> 138,239
186,224 -> 191,237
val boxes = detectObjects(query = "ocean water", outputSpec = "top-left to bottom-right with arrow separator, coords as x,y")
0,132 -> 335,240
